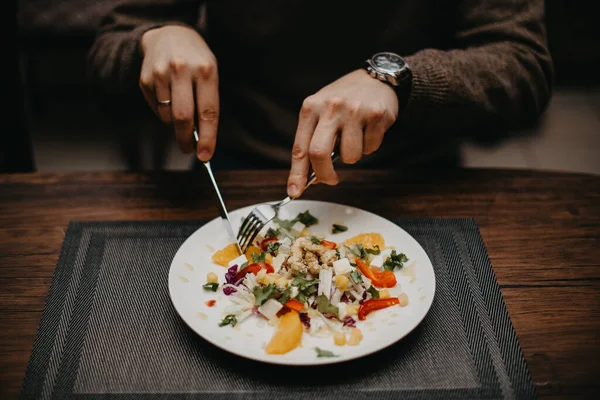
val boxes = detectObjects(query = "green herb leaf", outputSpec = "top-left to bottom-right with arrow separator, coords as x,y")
331,224 -> 348,234
383,250 -> 409,271
264,241 -> 281,254
265,228 -> 279,239
277,286 -> 293,304
296,292 -> 307,303
367,285 -> 380,300
317,294 -> 339,316
314,347 -> 338,357
219,314 -> 238,327
253,284 -> 281,306
365,245 -> 381,255
239,261 -> 249,271
296,210 -> 319,227
350,262 -> 358,267
202,282 -> 219,292
251,251 -> 267,263
345,244 -> 369,260
309,236 -> 322,245
350,270 -> 363,284
335,248 -> 341,260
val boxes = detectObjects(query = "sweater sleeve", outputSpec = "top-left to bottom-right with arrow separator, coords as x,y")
87,0 -> 203,98
398,0 -> 553,138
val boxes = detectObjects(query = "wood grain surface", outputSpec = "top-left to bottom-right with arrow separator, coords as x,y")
1,169 -> 598,399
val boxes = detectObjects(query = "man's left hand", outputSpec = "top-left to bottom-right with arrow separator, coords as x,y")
287,69 -> 399,198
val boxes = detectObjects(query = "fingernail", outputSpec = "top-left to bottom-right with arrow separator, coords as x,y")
288,184 -> 298,197
198,150 -> 211,161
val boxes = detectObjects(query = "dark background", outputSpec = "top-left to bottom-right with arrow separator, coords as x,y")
5,0 -> 600,173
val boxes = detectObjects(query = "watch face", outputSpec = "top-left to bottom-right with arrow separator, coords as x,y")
373,53 -> 405,73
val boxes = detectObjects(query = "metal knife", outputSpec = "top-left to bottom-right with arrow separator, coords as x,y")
194,128 -> 242,255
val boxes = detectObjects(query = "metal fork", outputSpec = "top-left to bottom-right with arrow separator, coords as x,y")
237,150 -> 340,252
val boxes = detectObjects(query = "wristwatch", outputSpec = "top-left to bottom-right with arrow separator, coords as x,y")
364,52 -> 412,91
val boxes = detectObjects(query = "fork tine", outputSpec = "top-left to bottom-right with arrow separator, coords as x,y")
237,214 -> 253,242
238,214 -> 258,246
245,221 -> 265,253
239,216 -> 261,252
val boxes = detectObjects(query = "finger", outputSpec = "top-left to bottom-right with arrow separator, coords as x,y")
363,122 -> 387,155
170,74 -> 195,153
340,123 -> 364,164
309,118 -> 339,186
288,100 -> 318,198
139,70 -> 159,117
194,65 -> 219,161
154,76 -> 173,126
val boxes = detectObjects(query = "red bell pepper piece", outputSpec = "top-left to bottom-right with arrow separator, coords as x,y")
358,298 -> 399,320
355,259 -> 396,288
285,298 -> 305,312
320,240 -> 337,250
260,237 -> 279,252
234,262 -> 274,281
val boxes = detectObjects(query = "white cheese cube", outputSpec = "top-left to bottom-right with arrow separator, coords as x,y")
290,221 -> 305,236
337,303 -> 348,319
228,254 -> 248,269
291,286 -> 299,299
258,299 -> 283,320
370,255 -> 384,269
333,258 -> 353,275
318,269 -> 333,300
271,253 -> 287,272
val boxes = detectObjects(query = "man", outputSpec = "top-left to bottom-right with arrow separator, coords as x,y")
88,0 -> 553,197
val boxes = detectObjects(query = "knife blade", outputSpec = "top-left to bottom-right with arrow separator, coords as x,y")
194,128 -> 242,255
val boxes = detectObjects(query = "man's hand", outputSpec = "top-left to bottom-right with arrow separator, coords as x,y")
140,25 -> 218,161
287,69 -> 399,197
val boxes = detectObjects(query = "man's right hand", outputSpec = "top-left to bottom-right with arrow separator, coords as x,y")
140,25 -> 218,161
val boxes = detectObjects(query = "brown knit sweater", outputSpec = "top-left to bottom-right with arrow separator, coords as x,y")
88,0 -> 553,167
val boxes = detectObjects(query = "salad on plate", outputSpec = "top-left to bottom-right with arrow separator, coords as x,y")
205,210 -> 410,356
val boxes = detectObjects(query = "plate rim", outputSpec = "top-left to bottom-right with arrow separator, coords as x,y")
168,199 -> 436,366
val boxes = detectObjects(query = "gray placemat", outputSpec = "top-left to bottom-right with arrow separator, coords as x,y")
20,219 -> 535,400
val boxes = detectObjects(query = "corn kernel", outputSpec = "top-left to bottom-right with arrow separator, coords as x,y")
379,289 -> 390,299
335,275 -> 350,291
346,304 -> 359,316
347,328 -> 363,346
334,331 -> 346,346
206,272 -> 218,283
398,292 -> 409,307
276,277 -> 288,288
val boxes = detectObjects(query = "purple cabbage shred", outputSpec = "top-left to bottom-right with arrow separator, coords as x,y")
343,316 -> 356,327
340,294 -> 351,303
222,286 -> 237,296
299,313 -> 311,329
225,265 -> 238,284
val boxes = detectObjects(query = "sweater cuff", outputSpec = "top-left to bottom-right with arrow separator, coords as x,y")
398,51 -> 450,126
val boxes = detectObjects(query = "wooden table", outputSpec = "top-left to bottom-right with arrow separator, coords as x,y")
1,169 -> 598,399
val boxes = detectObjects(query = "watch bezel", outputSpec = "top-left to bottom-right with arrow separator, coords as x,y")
366,52 -> 410,87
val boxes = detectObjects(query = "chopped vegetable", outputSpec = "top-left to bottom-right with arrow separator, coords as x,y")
379,289 -> 391,299
239,261 -> 249,271
316,295 -> 339,317
203,282 -> 219,292
265,228 -> 279,238
296,211 -> 319,227
383,250 -> 409,271
342,316 -> 356,327
334,275 -> 349,291
265,311 -> 303,354
344,233 -> 385,251
320,240 -> 337,250
345,244 -> 369,260
358,298 -> 400,320
299,312 -> 311,329
224,265 -> 238,284
334,331 -> 346,346
205,299 -> 216,307
331,224 -> 348,234
285,298 -> 305,312
355,258 -> 397,288
309,236 -> 322,245
350,270 -> 363,284
219,314 -> 238,327
347,328 -> 363,346
211,243 -> 242,266
365,245 -> 381,255
314,347 -> 338,357
367,285 -> 380,299
235,262 -> 274,281
253,283 -> 281,306
251,251 -> 268,263
258,298 -> 284,319
206,272 -> 218,283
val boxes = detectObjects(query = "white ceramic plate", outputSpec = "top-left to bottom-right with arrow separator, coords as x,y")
168,200 -> 435,365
